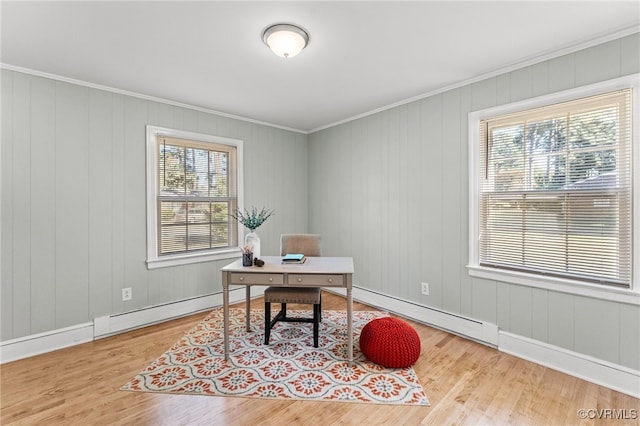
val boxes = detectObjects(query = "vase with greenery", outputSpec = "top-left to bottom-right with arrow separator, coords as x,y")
230,207 -> 274,259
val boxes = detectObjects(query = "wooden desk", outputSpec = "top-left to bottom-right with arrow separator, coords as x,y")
221,256 -> 354,362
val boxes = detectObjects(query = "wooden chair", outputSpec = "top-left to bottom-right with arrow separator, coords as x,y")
264,287 -> 321,347
264,234 -> 322,347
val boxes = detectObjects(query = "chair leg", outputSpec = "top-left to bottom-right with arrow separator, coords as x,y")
264,301 -> 271,345
264,293 -> 320,347
313,302 -> 320,348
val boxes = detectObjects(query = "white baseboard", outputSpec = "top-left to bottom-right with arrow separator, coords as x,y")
1,286 -> 265,364
0,323 -> 94,364
327,286 -> 639,399
500,331 -> 640,398
2,285 -> 638,398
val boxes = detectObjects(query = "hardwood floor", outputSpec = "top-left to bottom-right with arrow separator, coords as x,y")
1,292 -> 638,425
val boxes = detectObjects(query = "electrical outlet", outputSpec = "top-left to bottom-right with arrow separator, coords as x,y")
122,287 -> 132,301
421,282 -> 430,295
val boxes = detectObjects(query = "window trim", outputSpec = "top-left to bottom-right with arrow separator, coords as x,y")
145,125 -> 244,269
468,74 -> 640,305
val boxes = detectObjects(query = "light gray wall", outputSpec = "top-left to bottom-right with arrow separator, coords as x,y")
1,70 -> 308,340
309,34 -> 640,370
2,34 -> 639,372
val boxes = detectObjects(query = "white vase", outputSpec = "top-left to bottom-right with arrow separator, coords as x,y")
245,231 -> 261,259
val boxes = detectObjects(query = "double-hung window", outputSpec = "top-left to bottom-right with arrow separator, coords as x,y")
469,76 -> 638,300
146,126 -> 243,268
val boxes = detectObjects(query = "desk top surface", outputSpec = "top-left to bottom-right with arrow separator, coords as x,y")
222,256 -> 354,274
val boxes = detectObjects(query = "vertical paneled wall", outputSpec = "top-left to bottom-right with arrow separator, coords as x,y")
2,34 -> 639,372
1,70 -> 308,340
309,34 -> 640,370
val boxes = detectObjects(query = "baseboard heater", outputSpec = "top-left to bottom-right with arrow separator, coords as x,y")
0,287 -> 262,364
94,287 -> 264,338
325,286 -> 499,346
328,286 -> 639,398
2,285 -> 637,398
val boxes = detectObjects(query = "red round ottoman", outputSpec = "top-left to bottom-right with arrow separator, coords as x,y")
359,317 -> 421,368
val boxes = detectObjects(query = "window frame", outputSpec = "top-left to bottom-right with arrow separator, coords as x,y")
146,125 -> 244,269
468,74 -> 640,305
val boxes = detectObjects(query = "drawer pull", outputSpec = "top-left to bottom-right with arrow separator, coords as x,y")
269,277 -> 273,282
239,276 -> 244,281
328,278 -> 333,283
297,278 -> 303,283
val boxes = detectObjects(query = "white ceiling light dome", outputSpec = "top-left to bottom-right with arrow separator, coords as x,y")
262,23 -> 309,59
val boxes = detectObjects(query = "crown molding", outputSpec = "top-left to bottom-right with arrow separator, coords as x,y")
0,63 -> 308,135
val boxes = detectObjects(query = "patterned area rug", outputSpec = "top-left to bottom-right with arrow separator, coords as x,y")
122,308 -> 429,406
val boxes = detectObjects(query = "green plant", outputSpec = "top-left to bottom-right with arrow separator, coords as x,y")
230,206 -> 274,231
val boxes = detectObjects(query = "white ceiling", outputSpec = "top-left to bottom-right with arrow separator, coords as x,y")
2,1 -> 639,133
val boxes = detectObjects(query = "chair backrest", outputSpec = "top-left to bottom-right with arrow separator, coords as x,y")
280,234 -> 321,256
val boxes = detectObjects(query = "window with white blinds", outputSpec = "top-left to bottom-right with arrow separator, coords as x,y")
478,89 -> 632,288
146,126 -> 242,269
157,136 -> 238,255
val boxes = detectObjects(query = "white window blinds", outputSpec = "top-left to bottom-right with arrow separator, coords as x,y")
157,136 -> 238,256
479,89 -> 632,287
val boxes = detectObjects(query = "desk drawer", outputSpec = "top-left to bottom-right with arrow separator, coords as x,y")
230,273 -> 284,285
288,274 -> 343,286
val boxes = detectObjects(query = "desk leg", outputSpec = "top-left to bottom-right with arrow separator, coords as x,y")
245,285 -> 251,332
347,285 -> 353,364
223,271 -> 229,361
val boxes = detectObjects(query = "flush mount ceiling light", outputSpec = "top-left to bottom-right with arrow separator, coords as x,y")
262,23 -> 309,59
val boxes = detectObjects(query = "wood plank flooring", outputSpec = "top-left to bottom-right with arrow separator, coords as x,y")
1,292 -> 638,425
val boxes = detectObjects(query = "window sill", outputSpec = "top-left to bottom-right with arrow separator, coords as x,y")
467,264 -> 640,306
147,248 -> 241,270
